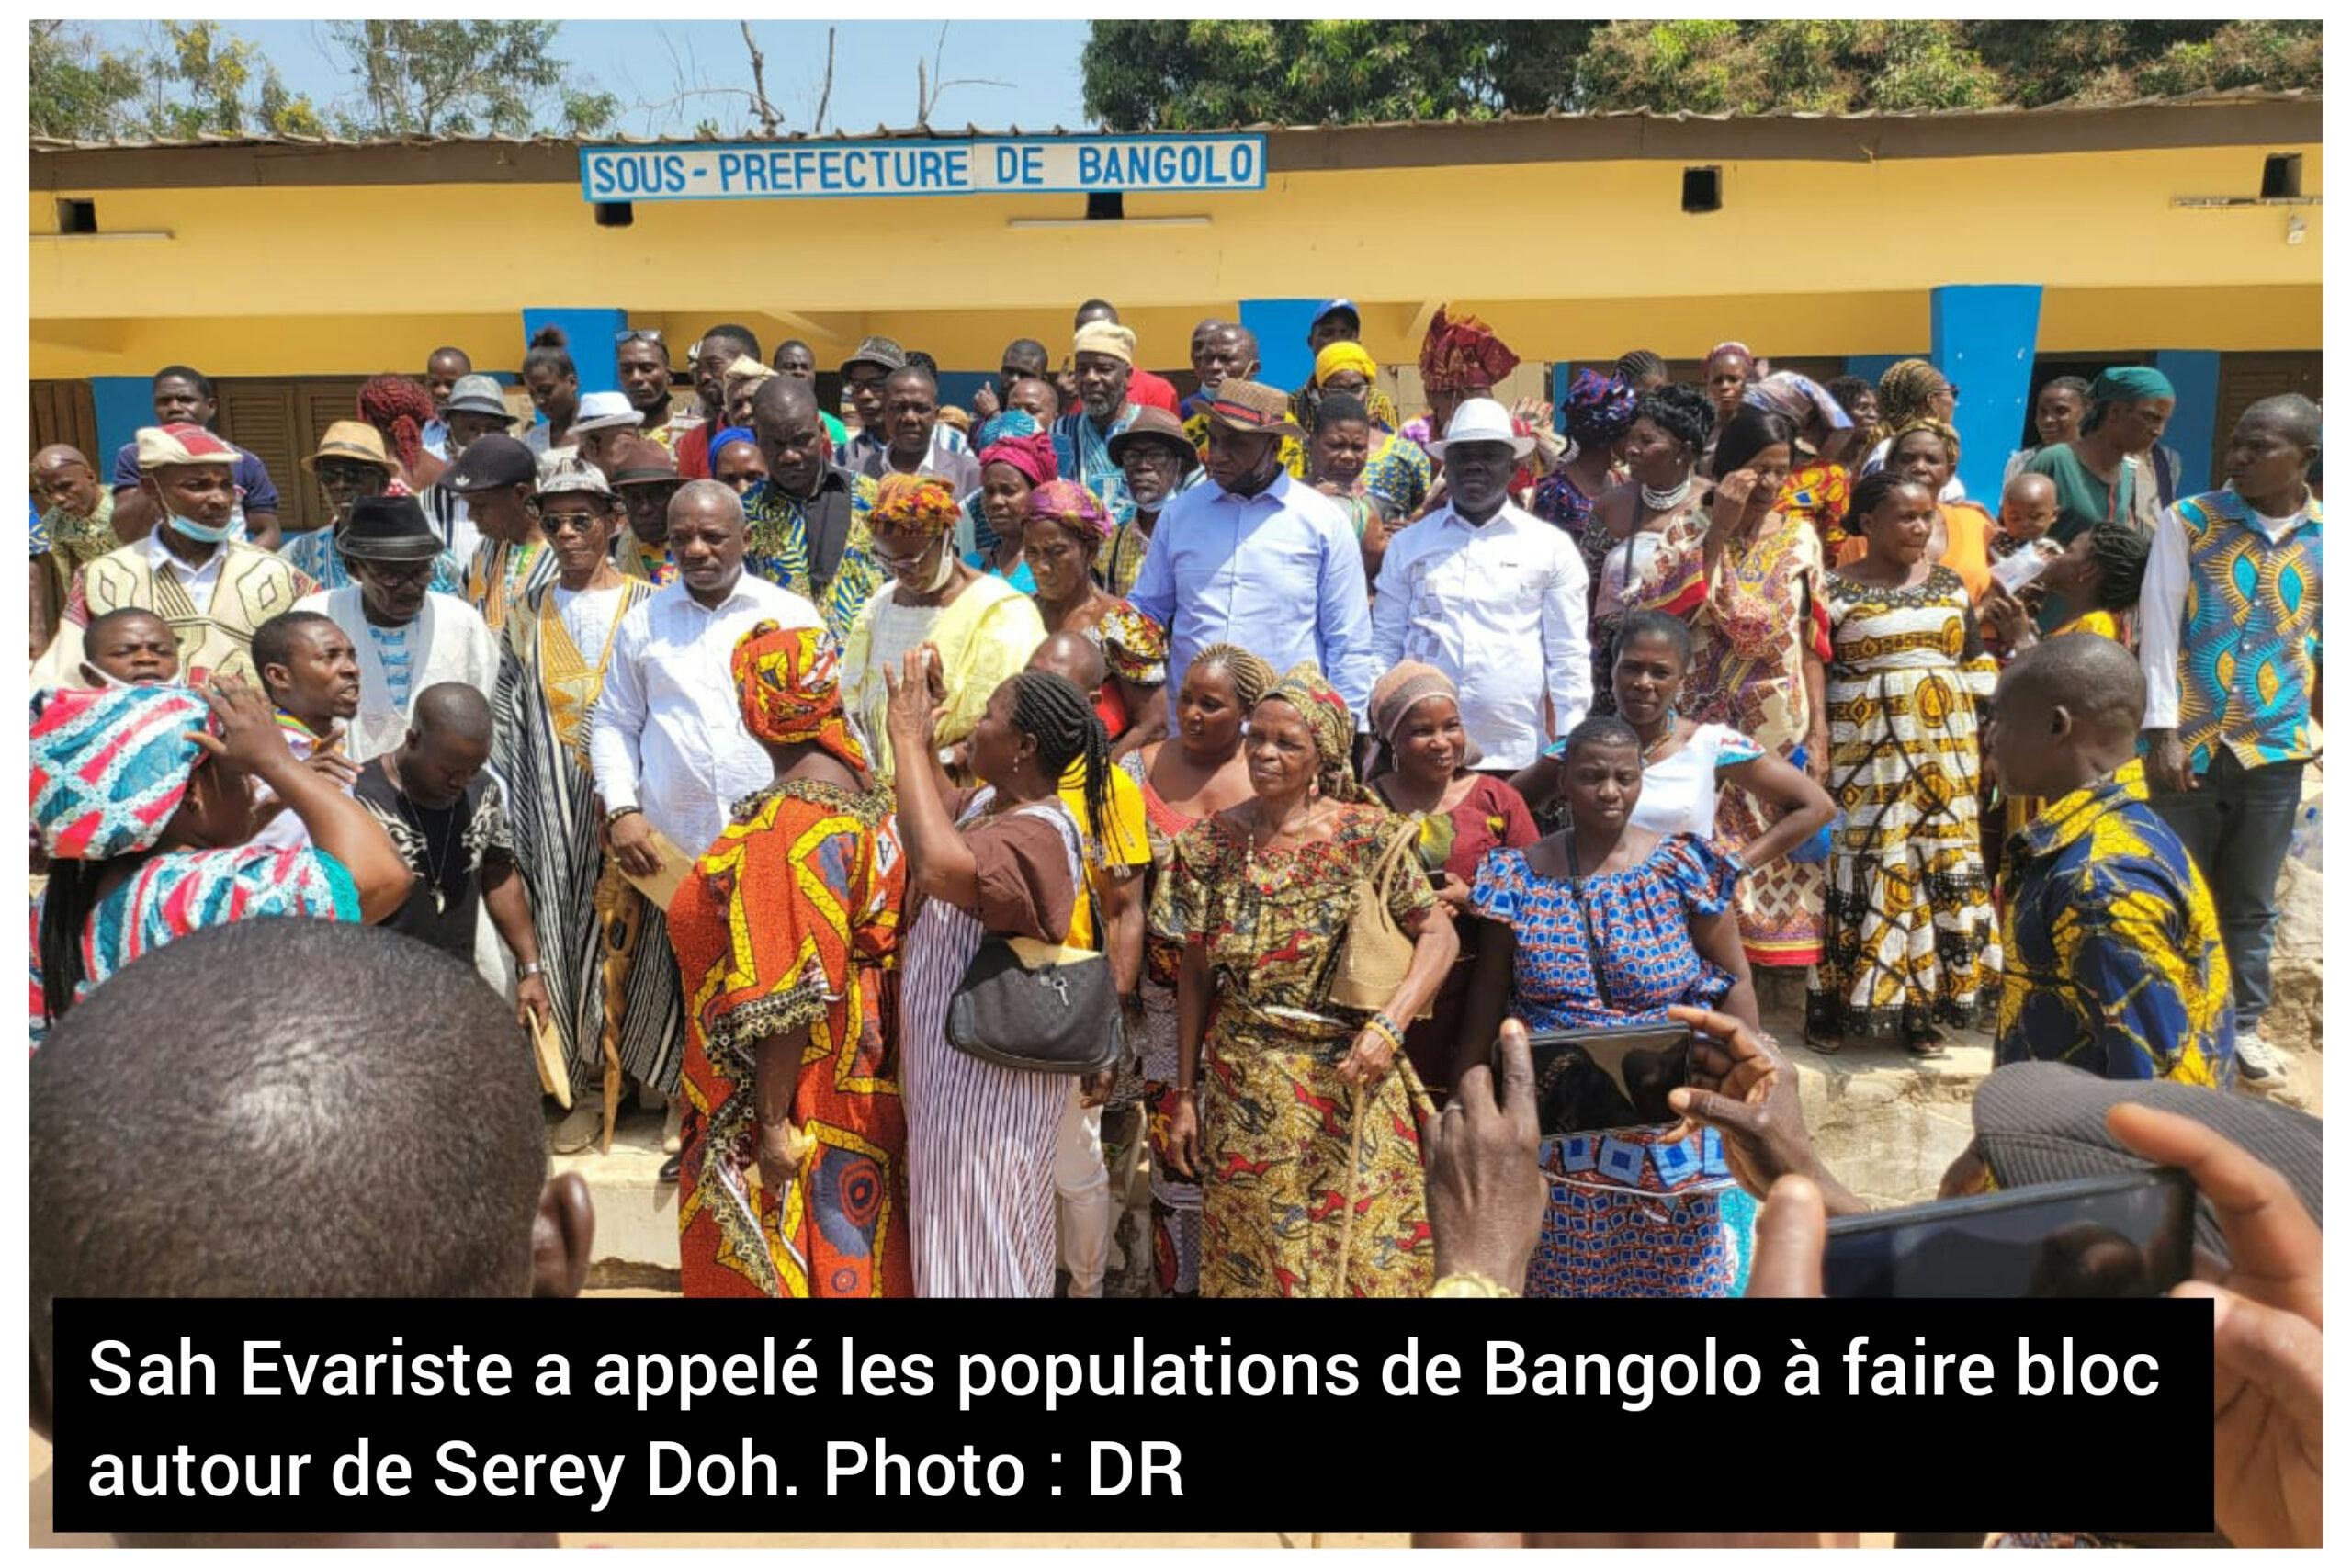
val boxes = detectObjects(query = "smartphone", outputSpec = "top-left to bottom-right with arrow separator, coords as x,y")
1499,1024 -> 1694,1137
1821,1169 -> 2195,1299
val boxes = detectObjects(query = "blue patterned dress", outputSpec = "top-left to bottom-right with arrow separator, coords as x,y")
1468,835 -> 1754,1297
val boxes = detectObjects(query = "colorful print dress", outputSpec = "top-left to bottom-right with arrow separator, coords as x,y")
1467,836 -> 1749,1298
1808,564 -> 2001,1041
1635,510 -> 1832,966
1132,757 -> 1207,1296
30,846 -> 356,1048
1150,804 -> 1439,1298
670,778 -> 909,1299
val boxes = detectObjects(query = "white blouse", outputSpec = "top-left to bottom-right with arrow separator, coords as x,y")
1631,722 -> 1764,840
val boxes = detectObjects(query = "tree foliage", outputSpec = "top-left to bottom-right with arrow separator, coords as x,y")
1081,22 -> 1600,130
29,20 -> 615,141
31,20 -> 322,140
321,21 -> 617,138
1082,18 -> 2321,129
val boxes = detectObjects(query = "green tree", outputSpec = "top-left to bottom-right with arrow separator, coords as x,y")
1576,18 -> 2000,114
30,20 -> 323,141
30,21 -> 145,140
1081,21 -> 1600,130
1961,20 -> 2321,107
1082,18 -> 2318,128
322,21 -> 617,138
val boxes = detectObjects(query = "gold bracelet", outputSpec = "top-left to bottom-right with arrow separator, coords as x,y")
1429,1271 -> 1517,1299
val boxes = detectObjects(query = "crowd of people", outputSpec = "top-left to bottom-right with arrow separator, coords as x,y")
28,297 -> 2322,1310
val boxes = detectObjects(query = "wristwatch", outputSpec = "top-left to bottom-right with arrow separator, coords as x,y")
605,804 -> 643,827
518,961 -> 543,978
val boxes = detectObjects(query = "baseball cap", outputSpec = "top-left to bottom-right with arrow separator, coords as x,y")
441,434 -> 537,493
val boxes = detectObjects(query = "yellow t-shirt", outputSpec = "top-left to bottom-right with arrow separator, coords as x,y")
1058,759 -> 1149,951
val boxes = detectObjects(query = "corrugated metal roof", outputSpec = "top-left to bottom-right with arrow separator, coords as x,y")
28,87 -> 2319,152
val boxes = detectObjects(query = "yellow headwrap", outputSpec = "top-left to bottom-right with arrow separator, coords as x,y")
1314,340 -> 1378,389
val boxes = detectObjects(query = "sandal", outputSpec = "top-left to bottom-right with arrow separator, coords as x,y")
1905,1033 -> 1950,1060
1802,1033 -> 1842,1055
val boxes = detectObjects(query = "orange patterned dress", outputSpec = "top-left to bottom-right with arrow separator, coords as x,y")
670,778 -> 910,1298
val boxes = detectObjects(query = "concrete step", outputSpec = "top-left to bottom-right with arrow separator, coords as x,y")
549,1104 -> 681,1288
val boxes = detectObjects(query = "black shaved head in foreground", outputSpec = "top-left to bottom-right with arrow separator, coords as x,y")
30,920 -> 591,1397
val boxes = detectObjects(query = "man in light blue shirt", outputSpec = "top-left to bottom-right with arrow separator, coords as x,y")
1129,379 -> 1376,715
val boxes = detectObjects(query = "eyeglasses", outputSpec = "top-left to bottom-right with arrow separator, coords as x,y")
615,328 -> 665,345
537,509 -> 605,536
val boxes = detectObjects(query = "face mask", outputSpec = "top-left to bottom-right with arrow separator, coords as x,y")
165,510 -> 234,545
917,537 -> 957,592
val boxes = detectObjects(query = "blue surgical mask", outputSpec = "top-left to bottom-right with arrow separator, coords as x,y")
165,510 -> 234,545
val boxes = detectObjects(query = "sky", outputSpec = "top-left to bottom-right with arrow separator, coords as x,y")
87,19 -> 1098,139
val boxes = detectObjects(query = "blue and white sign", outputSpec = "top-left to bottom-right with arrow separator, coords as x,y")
578,134 -> 1268,203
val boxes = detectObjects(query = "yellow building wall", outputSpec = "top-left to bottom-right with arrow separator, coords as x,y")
30,138 -> 2320,378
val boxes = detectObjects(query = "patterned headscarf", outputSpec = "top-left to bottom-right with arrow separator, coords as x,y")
868,472 -> 961,537
1743,372 -> 1853,434
977,410 -> 1059,491
1313,341 -> 1379,389
1876,359 -> 1948,434
1368,660 -> 1484,771
30,683 -> 210,860
1889,416 -> 1962,467
1562,368 -> 1639,447
730,620 -> 866,773
1189,642 -> 1276,709
2086,366 -> 2178,433
1026,478 -> 1112,542
1418,307 -> 1520,394
1257,661 -> 1363,803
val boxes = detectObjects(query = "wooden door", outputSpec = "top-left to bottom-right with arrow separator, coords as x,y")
212,377 -> 371,533
29,380 -> 99,469
2214,352 -> 2323,475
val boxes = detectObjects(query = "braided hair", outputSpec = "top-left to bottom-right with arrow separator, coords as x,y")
2084,524 -> 2153,613
356,374 -> 437,474
1189,643 -> 1275,710
1006,670 -> 1111,862
1612,349 -> 1666,387
1634,382 -> 1713,456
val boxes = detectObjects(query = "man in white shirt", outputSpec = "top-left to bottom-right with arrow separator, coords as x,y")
295,495 -> 500,762
1371,398 -> 1591,770
589,479 -> 824,1174
1127,379 -> 1377,714
592,479 -> 825,874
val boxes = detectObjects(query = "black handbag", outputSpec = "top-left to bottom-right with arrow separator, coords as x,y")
946,934 -> 1125,1076
944,799 -> 1124,1076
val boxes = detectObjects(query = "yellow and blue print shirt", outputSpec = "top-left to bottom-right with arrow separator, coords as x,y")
1996,760 -> 2235,1088
2174,488 -> 2321,773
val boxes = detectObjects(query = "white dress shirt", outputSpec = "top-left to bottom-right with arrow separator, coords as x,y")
1370,497 -> 1591,770
249,718 -> 349,851
588,571 -> 823,859
2138,488 -> 2316,730
1126,470 -> 1376,714
145,528 -> 225,615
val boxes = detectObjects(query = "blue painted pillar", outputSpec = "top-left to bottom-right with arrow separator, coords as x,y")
1236,299 -> 1321,396
90,376 -> 154,474
1929,285 -> 2042,504
2153,349 -> 2222,496
520,308 -> 627,407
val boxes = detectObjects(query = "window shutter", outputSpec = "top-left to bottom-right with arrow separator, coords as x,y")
2213,353 -> 2323,480
30,380 -> 98,465
212,380 -> 305,530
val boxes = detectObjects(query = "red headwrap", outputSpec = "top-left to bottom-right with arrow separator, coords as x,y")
730,620 -> 866,773
1419,307 -> 1521,395
978,430 -> 1058,491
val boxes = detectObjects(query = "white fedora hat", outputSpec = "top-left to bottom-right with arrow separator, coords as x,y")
569,390 -> 641,435
1428,396 -> 1534,461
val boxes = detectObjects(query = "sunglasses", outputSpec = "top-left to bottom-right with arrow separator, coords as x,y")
537,509 -> 607,536
615,328 -> 665,345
